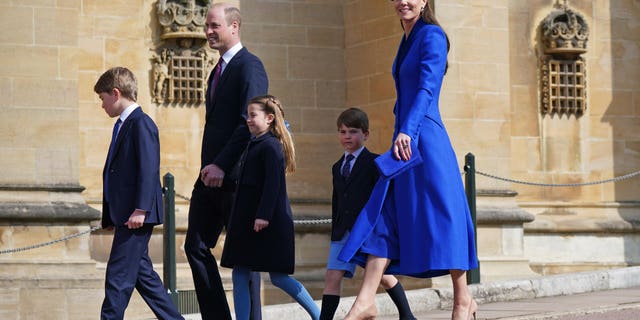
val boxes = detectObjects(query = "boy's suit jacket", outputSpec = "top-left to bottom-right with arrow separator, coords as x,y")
201,47 -> 269,178
102,107 -> 163,228
331,147 -> 379,241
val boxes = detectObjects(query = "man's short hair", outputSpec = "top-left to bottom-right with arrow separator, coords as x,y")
212,3 -> 242,27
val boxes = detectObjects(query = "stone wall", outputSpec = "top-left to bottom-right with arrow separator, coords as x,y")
1,0 -> 640,318
0,1 -> 80,186
506,0 -> 640,272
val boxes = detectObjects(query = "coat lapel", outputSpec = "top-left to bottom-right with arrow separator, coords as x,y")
393,19 -> 424,81
206,47 -> 247,120
217,48 -> 245,91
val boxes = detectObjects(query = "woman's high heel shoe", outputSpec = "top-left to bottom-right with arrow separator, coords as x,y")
468,299 -> 477,320
344,304 -> 377,320
451,297 -> 477,320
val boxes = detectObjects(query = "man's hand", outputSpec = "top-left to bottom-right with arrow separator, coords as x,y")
125,209 -> 146,229
254,218 -> 269,232
200,164 -> 225,188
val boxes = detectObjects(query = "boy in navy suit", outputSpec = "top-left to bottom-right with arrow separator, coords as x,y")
95,67 -> 183,320
320,108 -> 416,320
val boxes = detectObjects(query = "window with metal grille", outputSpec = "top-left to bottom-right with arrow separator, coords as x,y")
540,57 -> 586,116
169,55 -> 205,103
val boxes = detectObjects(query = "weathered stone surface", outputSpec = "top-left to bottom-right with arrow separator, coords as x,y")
0,1 -> 639,318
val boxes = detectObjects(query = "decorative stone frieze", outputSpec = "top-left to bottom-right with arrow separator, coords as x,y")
153,0 -> 215,105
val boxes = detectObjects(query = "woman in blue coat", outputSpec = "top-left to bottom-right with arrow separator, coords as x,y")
339,1 -> 478,319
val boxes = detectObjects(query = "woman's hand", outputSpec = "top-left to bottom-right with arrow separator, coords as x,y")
254,218 -> 269,232
393,133 -> 412,161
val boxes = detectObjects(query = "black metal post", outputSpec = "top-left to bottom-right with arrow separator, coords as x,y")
162,173 -> 179,306
464,153 -> 481,284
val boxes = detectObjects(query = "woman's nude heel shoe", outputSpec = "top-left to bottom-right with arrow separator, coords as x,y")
452,297 -> 477,320
344,304 -> 376,320
468,299 -> 478,320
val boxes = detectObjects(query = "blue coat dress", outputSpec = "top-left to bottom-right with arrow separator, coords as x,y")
339,19 -> 478,278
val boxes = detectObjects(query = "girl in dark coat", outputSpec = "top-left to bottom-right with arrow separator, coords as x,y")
221,95 -> 320,320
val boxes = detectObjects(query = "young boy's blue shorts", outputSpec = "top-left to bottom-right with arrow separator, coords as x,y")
326,232 -> 357,278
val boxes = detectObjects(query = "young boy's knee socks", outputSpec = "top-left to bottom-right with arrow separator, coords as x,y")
320,294 -> 340,320
386,282 -> 416,320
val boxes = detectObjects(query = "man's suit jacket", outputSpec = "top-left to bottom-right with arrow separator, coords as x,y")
102,107 -> 163,228
201,47 -> 269,179
331,148 -> 380,241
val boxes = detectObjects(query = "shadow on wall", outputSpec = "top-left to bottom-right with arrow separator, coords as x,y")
603,1 -> 640,265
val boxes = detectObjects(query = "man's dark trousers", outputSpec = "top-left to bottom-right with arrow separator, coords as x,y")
185,183 -> 262,319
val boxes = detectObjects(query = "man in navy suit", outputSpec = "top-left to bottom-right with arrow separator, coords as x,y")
184,3 -> 268,319
96,67 -> 183,320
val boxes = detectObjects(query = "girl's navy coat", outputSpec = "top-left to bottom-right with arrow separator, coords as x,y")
221,131 -> 295,274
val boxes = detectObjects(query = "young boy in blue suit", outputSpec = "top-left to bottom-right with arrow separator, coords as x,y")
319,108 -> 416,320
95,67 -> 183,320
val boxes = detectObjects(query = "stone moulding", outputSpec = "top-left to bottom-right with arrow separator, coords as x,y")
0,183 -> 85,192
0,202 -> 100,222
0,183 -> 100,222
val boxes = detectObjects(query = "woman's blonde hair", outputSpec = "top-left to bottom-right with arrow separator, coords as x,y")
248,95 -> 296,173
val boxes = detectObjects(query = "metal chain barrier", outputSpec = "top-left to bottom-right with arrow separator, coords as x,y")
0,225 -> 102,255
294,218 -> 332,225
5,167 -> 639,254
474,168 -> 640,187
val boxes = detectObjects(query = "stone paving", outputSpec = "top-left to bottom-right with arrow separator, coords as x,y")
233,266 -> 640,320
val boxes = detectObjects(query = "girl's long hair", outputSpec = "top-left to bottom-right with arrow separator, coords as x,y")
421,0 -> 450,74
248,95 -> 296,173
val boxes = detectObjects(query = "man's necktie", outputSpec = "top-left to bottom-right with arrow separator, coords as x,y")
342,154 -> 355,178
104,119 -> 121,199
209,59 -> 222,100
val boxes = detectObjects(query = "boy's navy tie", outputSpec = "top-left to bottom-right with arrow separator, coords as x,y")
104,118 -> 121,199
342,154 -> 354,178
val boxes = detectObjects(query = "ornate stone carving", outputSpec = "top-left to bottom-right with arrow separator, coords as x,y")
157,0 -> 210,41
153,0 -> 215,105
539,2 -> 589,116
541,5 -> 589,58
